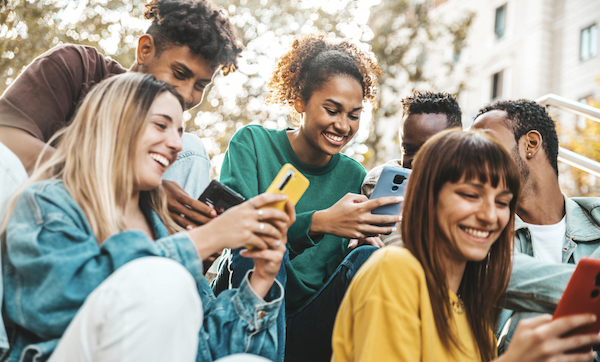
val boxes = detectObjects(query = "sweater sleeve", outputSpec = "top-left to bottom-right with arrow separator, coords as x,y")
332,248 -> 424,362
2,183 -> 201,338
0,45 -> 125,141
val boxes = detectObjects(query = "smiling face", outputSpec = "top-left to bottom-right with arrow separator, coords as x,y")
401,113 -> 450,169
140,44 -> 218,111
134,91 -> 184,192
293,75 -> 364,167
435,177 -> 513,269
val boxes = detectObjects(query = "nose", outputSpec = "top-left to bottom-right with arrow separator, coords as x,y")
176,84 -> 196,111
334,115 -> 351,134
167,131 -> 183,153
477,198 -> 497,226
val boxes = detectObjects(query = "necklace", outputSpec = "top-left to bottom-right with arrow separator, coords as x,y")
451,296 -> 465,314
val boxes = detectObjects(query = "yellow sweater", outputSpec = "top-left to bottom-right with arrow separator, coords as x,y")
332,247 -> 481,362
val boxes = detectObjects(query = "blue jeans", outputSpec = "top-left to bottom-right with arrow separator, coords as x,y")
227,248 -> 289,362
225,245 -> 377,362
285,246 -> 377,362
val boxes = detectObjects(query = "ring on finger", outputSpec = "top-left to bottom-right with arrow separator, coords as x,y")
258,222 -> 265,232
257,209 -> 264,222
274,240 -> 281,248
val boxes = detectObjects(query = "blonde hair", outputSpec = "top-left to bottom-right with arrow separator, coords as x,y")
2,73 -> 183,243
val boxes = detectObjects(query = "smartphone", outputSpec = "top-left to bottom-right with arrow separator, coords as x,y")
370,166 -> 411,231
553,257 -> 600,353
198,180 -> 245,215
245,164 -> 309,251
262,163 -> 310,212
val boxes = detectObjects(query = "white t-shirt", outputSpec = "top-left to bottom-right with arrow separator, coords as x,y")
525,216 -> 567,264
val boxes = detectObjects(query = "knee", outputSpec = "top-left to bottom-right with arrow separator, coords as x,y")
112,257 -> 201,317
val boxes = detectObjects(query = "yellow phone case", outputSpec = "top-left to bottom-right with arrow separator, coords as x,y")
246,164 -> 309,251
262,163 -> 310,211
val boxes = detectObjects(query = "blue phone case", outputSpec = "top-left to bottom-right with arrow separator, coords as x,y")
370,166 -> 411,229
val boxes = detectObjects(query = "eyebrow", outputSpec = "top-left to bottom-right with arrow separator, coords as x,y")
325,99 -> 363,112
153,114 -> 173,123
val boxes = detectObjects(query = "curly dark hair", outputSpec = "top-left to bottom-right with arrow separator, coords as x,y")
144,0 -> 243,75
475,99 -> 559,175
266,33 -> 382,124
401,91 -> 462,128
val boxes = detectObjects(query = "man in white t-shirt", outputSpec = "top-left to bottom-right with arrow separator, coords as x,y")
472,99 -> 600,357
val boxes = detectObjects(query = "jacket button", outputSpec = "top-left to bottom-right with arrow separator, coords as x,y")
258,310 -> 266,319
563,246 -> 569,252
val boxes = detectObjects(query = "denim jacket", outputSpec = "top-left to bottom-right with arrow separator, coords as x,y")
497,195 -> 600,354
2,180 -> 282,362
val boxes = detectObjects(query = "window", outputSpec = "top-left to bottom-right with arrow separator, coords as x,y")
494,4 -> 507,40
491,70 -> 504,100
580,24 -> 598,61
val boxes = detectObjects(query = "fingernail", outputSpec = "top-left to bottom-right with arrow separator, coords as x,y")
186,225 -> 193,230
396,196 -> 404,202
391,227 -> 397,232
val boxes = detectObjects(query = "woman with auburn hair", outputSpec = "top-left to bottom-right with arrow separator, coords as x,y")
332,129 -> 600,362
218,33 -> 400,361
1,73 -> 294,362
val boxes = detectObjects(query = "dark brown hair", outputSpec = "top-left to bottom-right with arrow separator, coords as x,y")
266,33 -> 382,124
144,0 -> 243,75
402,129 -> 520,361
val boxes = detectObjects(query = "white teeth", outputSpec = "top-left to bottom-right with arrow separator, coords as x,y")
150,153 -> 170,167
325,133 -> 344,142
463,227 -> 491,238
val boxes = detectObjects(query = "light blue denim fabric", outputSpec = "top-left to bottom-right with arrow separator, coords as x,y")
163,132 -> 211,199
3,180 -> 282,362
497,195 -> 600,356
0,142 -> 24,352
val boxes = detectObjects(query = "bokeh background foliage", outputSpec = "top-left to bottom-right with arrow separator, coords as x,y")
0,0 -> 473,172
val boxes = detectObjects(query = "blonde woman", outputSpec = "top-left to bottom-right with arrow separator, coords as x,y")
1,73 -> 294,362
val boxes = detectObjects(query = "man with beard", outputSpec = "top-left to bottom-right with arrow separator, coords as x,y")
472,99 -> 600,357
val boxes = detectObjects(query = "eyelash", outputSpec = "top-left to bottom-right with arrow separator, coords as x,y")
154,122 -> 167,130
325,108 -> 360,120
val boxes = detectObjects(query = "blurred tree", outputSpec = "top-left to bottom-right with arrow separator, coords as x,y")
0,0 -> 145,95
1,0 -> 473,173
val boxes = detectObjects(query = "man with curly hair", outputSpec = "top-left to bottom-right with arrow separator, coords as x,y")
361,91 -> 462,246
472,99 -> 600,359
0,0 -> 243,229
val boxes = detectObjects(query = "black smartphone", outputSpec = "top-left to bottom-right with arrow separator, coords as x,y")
198,180 -> 245,215
370,166 -> 411,232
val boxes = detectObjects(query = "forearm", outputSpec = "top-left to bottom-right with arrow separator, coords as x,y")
0,126 -> 54,173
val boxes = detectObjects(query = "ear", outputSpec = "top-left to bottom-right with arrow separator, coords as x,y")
135,34 -> 156,66
293,98 -> 305,114
523,130 -> 542,160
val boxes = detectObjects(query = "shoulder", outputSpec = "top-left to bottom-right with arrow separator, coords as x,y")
230,125 -> 282,146
337,153 -> 366,177
356,247 -> 425,287
11,180 -> 80,223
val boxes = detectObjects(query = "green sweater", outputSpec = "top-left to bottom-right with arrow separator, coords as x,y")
220,125 -> 366,309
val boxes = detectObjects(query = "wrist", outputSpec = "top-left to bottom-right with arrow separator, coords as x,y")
310,210 -> 329,236
187,227 -> 220,261
249,270 -> 274,300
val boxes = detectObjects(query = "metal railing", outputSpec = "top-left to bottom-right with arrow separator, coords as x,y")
536,94 -> 600,178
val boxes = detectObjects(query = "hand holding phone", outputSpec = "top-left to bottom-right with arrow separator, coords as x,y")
553,257 -> 600,353
245,163 -> 309,250
198,180 -> 245,215
370,166 -> 411,232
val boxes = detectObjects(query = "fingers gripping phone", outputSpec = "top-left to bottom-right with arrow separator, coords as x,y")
370,166 -> 411,232
198,180 -> 245,215
245,164 -> 309,251
262,163 -> 310,212
553,257 -> 600,353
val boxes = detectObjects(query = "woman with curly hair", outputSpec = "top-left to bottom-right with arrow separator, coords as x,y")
1,73 -> 294,362
218,33 -> 401,361
332,129 -> 600,361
